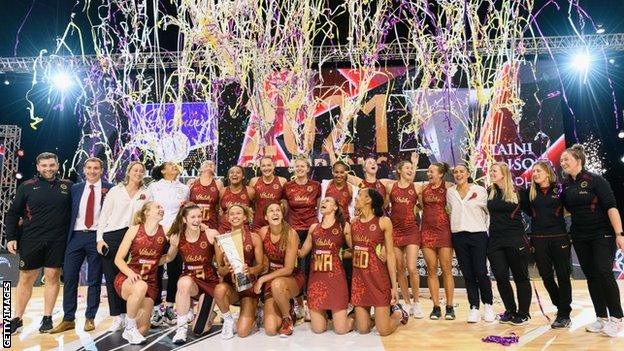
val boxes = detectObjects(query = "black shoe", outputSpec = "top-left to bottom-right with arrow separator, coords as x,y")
391,304 -> 409,325
445,306 -> 456,320
9,317 -> 23,335
39,315 -> 53,333
429,306 -> 442,320
551,316 -> 571,329
499,311 -> 515,324
510,314 -> 531,326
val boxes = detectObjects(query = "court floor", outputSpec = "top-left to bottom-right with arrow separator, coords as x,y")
6,280 -> 624,350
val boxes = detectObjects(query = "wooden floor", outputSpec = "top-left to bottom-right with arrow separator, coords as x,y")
6,280 -> 624,350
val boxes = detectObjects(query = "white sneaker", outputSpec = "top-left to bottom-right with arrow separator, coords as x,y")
186,310 -> 194,324
108,316 -> 125,332
602,318 -> 623,337
122,327 -> 146,345
304,304 -> 311,322
483,304 -> 496,323
411,303 -> 424,319
467,308 -> 480,323
172,326 -> 188,345
586,318 -> 608,333
221,317 -> 236,340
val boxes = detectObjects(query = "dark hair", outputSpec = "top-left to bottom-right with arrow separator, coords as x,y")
168,202 -> 201,237
36,152 -> 58,164
366,188 -> 384,217
332,160 -> 349,171
453,163 -> 474,183
324,197 -> 346,228
564,144 -> 586,168
151,164 -> 165,181
84,157 -> 104,169
431,162 -> 450,175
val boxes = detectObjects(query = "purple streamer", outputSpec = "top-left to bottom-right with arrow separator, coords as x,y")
14,0 -> 36,56
482,333 -> 520,346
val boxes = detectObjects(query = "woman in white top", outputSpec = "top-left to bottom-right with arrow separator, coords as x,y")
147,162 -> 190,326
97,161 -> 151,332
446,164 -> 495,323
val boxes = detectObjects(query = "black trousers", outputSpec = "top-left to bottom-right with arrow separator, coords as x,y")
101,228 -> 127,316
531,235 -> 572,318
488,237 -> 532,317
573,234 -> 623,319
297,229 -> 311,296
155,254 -> 183,305
452,231 -> 493,309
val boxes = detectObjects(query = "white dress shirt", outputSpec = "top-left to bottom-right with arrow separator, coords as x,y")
97,184 -> 152,242
446,183 -> 489,233
147,179 -> 190,228
74,180 -> 103,231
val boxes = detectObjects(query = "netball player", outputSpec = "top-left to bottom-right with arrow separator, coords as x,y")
219,165 -> 255,233
249,157 -> 287,231
189,160 -> 223,230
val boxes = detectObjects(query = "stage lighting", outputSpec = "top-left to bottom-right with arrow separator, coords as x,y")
570,52 -> 592,72
3,79 -> 9,86
609,58 -> 615,64
596,28 -> 605,34
15,172 -> 23,180
16,149 -> 25,157
51,72 -> 74,91
621,155 -> 624,164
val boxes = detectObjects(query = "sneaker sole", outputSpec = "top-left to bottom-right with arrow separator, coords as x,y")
585,328 -> 603,333
511,321 -> 529,326
445,316 -> 456,320
173,339 -> 186,345
279,333 -> 291,338
10,326 -> 23,335
430,316 -> 440,320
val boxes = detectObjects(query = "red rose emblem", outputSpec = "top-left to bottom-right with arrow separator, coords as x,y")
101,188 -> 109,195
139,193 -> 147,200
469,192 -> 477,200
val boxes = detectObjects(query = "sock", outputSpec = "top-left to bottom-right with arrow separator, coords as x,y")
126,317 -> 137,330
153,306 -> 160,313
177,313 -> 188,328
223,312 -> 233,321
166,302 -> 174,308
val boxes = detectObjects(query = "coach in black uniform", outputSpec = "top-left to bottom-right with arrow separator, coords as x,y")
560,144 -> 624,337
6,152 -> 72,334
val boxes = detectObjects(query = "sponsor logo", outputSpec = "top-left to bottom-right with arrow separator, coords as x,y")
139,248 -> 158,256
185,255 -> 205,263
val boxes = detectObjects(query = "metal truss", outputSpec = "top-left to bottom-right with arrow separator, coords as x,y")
0,33 -> 623,74
0,125 -> 21,247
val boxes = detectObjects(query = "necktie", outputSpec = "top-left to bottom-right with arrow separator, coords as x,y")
85,184 -> 95,229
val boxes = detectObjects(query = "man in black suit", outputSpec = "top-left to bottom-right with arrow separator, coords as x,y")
50,157 -> 114,333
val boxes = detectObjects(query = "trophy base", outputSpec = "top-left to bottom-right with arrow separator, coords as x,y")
235,272 -> 253,292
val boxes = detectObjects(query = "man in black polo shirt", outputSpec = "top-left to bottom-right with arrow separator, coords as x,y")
6,152 -> 72,334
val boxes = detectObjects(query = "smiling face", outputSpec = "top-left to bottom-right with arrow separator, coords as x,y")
453,165 -> 468,185
427,164 -> 444,182
128,163 -> 145,184
332,163 -> 348,184
200,160 -> 215,176
355,188 -> 371,211
162,162 -> 180,180
264,203 -> 284,226
319,197 -> 338,216
532,163 -> 551,186
36,157 -> 60,181
363,158 -> 378,175
84,160 -> 103,183
228,166 -> 244,185
227,205 -> 247,227
398,161 -> 414,181
183,208 -> 203,231
260,158 -> 275,177
294,159 -> 310,178
147,202 -> 165,221
560,151 -> 581,175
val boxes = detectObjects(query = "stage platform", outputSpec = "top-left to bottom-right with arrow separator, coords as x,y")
7,280 -> 624,350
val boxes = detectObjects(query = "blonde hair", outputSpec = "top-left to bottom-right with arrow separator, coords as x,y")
133,201 -> 154,225
123,161 -> 145,186
488,162 -> 518,203
226,203 -> 254,223
562,144 -> 586,168
529,161 -> 557,201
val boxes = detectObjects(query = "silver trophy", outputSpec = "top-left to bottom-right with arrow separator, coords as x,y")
216,229 -> 252,292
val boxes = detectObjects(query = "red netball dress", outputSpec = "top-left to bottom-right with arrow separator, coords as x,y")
307,221 -> 348,311
421,184 -> 452,248
189,179 -> 220,229
389,183 -> 421,247
350,216 -> 391,307
179,231 -> 219,297
361,179 -> 386,200
262,232 -> 305,298
252,177 -> 283,231
223,227 -> 259,299
114,224 -> 167,302
218,186 -> 252,233
325,180 -> 352,223
283,180 -> 321,231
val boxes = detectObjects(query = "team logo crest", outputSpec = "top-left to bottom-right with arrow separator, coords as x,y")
157,236 -> 164,244
581,181 -> 588,188
273,184 -> 279,190
200,241 -> 208,249
211,187 -> 216,192
241,194 -> 247,200
307,186 -> 313,192
60,184 -> 68,190
369,224 -> 377,231
408,190 -> 414,195
19,260 -> 25,268
245,244 -> 253,252
332,228 -> 340,235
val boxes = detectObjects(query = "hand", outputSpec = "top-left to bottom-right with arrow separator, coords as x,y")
617,235 -> 624,251
410,151 -> 420,165
322,138 -> 333,154
243,264 -> 250,276
378,245 -> 387,263
222,256 -> 234,274
97,240 -> 109,255
253,277 -> 264,294
200,223 -> 209,232
128,272 -> 142,284
390,286 -> 399,306
6,240 -> 17,255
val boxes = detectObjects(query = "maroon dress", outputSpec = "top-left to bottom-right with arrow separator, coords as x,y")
252,177 -> 284,231
179,231 -> 219,297
307,221 -> 349,311
261,231 -> 305,298
325,180 -> 352,223
218,186 -> 252,233
350,216 -> 391,307
189,178 -> 220,229
283,180 -> 321,231
114,224 -> 167,302
389,182 -> 421,247
361,179 -> 386,200
223,227 -> 259,299
421,184 -> 452,248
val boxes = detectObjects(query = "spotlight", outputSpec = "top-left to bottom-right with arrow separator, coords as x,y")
609,58 -> 616,64
15,172 -> 23,180
621,155 -> 624,164
570,51 -> 592,72
51,72 -> 74,91
3,79 -> 9,86
596,28 -> 605,34
16,149 -> 25,157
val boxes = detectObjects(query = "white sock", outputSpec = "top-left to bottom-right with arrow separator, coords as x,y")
153,306 -> 160,312
223,312 -> 233,321
120,313 -> 126,322
125,317 -> 137,330
177,313 -> 188,328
